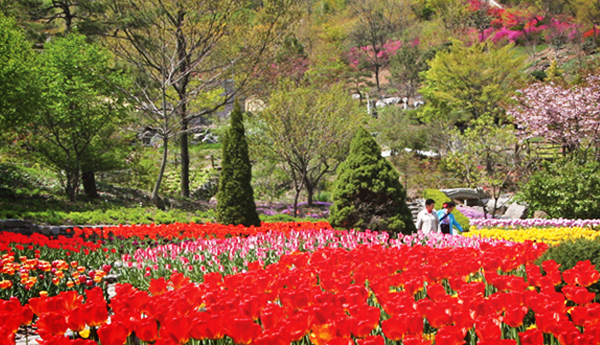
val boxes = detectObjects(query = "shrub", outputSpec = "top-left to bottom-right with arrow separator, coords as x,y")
519,159 -> 600,219
216,102 -> 261,227
329,128 -> 415,236
423,189 -> 470,230
537,238 -> 600,302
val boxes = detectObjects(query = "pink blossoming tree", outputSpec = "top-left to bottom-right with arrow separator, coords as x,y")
509,76 -> 600,157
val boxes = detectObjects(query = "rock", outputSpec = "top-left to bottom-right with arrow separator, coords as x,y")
1,219 -> 33,229
40,226 -> 50,236
533,210 -> 549,219
504,203 -> 528,219
440,188 -> 484,201
49,226 -> 60,236
486,195 -> 513,214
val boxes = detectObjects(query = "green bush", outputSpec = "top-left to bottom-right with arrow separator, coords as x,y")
329,128 -> 415,236
519,159 -> 600,219
423,189 -> 470,230
216,102 -> 261,227
537,238 -> 600,302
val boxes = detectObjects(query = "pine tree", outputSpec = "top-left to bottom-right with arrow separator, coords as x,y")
329,128 -> 416,236
216,102 -> 261,227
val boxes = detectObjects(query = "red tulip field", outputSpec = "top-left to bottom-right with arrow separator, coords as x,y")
1,222 -> 599,345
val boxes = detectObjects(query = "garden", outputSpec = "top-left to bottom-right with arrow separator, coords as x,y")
3,216 -> 600,345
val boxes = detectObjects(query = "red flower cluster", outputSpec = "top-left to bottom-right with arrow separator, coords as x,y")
0,233 -> 102,253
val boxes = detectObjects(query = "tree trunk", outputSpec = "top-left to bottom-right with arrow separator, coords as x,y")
176,11 -> 191,198
306,184 -> 314,207
82,171 -> 99,199
180,116 -> 190,198
65,169 -> 79,202
152,137 -> 169,209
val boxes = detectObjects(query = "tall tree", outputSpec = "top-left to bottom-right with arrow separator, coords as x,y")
105,0 -> 297,199
0,0 -> 110,43
0,14 -> 39,130
217,102 -> 261,227
419,41 -> 526,126
250,82 -> 364,215
508,76 -> 600,159
329,128 -> 416,236
28,33 -> 128,201
349,0 -> 410,91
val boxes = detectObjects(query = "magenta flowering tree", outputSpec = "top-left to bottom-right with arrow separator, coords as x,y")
509,76 -> 600,157
347,40 -> 402,91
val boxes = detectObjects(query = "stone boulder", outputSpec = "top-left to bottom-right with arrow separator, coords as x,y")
486,195 -> 513,214
504,203 -> 528,219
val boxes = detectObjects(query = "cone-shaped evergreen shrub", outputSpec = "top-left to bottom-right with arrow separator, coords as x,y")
329,128 -> 416,235
216,102 -> 261,227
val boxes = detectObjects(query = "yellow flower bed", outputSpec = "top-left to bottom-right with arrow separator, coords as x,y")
463,226 -> 600,245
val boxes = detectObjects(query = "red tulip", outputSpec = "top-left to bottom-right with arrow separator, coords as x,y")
82,302 -> 107,327
169,272 -> 190,290
570,306 -> 588,326
519,328 -> 543,345
475,320 -> 501,341
190,313 -> 225,340
161,316 -> 192,344
284,310 -> 312,342
504,305 -> 529,328
562,285 -> 595,305
260,303 -> 286,329
148,277 -> 168,296
66,307 -> 86,333
98,322 -> 129,345
435,325 -> 465,345
19,305 -> 34,326
536,311 -> 563,334
37,312 -> 69,337
427,283 -> 448,302
382,314 -> 408,341
309,323 -> 337,345
255,327 -> 291,345
135,317 -> 158,342
356,335 -> 384,345
325,338 -> 354,345
562,260 -> 600,287
402,335 -> 433,345
478,340 -> 516,345
225,318 -> 262,345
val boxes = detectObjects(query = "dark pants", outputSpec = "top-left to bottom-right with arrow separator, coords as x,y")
441,224 -> 450,234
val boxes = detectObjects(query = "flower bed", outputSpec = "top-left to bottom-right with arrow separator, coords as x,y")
463,227 -> 600,245
470,218 -> 600,229
7,240 -> 600,345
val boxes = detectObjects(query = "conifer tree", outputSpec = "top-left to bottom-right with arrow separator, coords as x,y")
329,128 -> 416,235
217,102 -> 261,227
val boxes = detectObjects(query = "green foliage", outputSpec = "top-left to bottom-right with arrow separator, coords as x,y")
419,41 -> 527,125
519,159 -> 600,219
537,238 -> 600,302
329,128 -> 416,236
0,14 -> 39,129
423,189 -> 470,230
28,33 -> 129,201
160,168 -> 218,196
0,207 -> 217,226
216,102 -> 261,227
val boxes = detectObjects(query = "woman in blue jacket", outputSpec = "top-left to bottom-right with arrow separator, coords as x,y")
437,201 -> 464,235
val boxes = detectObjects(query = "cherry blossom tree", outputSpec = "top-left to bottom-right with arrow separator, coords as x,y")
509,76 -> 600,158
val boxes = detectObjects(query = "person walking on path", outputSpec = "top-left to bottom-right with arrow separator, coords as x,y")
415,199 -> 439,234
437,201 -> 464,235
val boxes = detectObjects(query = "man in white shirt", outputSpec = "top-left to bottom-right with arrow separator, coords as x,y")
415,199 -> 439,234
